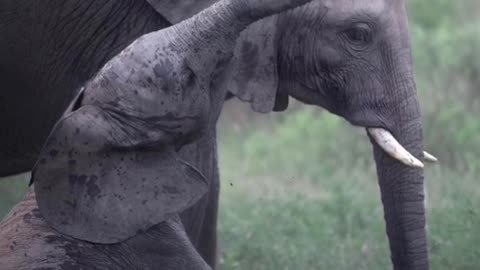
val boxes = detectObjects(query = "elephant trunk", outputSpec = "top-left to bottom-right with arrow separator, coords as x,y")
370,88 -> 429,269
171,0 -> 253,51
170,0 -> 310,71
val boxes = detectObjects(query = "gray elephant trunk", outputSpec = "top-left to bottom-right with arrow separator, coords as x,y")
370,95 -> 429,269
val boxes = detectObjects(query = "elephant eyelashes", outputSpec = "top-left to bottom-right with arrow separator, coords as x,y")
343,23 -> 373,45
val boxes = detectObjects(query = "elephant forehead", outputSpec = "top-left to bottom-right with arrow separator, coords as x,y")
321,0 -> 391,18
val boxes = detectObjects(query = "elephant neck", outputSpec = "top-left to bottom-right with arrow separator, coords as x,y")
145,0 -> 220,24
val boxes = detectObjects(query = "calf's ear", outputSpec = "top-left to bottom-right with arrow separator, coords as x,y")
225,16 -> 289,113
32,105 -> 208,244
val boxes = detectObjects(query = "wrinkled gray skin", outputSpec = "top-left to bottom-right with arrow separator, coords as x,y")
0,0 -> 222,268
0,0 -> 429,270
0,0 -> 314,269
0,0 -> 171,176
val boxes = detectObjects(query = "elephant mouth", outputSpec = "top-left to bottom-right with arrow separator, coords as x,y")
366,127 -> 437,168
342,110 -> 437,168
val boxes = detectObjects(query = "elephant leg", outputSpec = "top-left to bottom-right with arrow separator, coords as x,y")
124,216 -> 214,270
177,133 -> 221,269
178,171 -> 220,269
0,191 -> 212,270
196,176 -> 220,268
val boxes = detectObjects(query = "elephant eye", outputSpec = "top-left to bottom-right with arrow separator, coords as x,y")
343,23 -> 373,45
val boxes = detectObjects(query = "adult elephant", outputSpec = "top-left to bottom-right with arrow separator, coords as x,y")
0,0 -> 218,177
0,0 -> 436,270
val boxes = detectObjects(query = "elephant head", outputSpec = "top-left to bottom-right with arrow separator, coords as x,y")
224,0 -> 434,269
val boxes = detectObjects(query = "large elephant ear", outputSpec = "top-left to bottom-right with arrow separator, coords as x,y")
146,0 -> 219,24
32,105 -> 208,244
225,16 -> 287,113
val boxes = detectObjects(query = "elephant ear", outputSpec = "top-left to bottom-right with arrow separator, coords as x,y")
32,105 -> 208,244
225,16 -> 288,113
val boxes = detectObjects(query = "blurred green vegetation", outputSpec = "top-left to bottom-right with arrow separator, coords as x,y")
218,109 -> 480,269
0,174 -> 29,218
1,0 -> 479,269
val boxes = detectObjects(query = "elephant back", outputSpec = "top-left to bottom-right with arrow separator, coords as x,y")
146,0 -> 220,24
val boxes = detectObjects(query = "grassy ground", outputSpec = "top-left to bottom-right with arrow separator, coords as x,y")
0,174 -> 29,218
218,168 -> 480,270
215,109 -> 480,270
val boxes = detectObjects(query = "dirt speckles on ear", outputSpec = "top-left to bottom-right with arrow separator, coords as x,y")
162,185 -> 181,194
68,174 -> 88,186
49,150 -> 59,158
153,59 -> 174,79
85,175 -> 101,198
68,159 -> 76,167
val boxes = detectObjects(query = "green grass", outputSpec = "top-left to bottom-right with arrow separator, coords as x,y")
216,110 -> 480,270
0,174 -> 29,218
220,169 -> 480,270
218,165 -> 480,270
218,168 -> 391,270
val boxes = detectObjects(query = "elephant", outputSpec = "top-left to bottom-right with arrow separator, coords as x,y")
0,0 -> 437,269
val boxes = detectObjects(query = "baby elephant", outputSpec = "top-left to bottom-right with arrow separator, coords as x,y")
0,0 -> 312,269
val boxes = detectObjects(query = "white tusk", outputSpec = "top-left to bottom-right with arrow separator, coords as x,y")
423,151 -> 438,163
367,128 -> 424,168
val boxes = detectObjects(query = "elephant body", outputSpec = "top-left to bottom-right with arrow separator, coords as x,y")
0,0 -> 170,176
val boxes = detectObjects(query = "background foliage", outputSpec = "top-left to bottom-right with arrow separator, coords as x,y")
1,0 -> 479,269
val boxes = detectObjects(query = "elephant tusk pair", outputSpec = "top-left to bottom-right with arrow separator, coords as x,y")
367,128 -> 438,168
